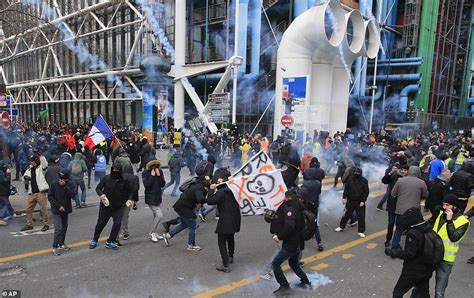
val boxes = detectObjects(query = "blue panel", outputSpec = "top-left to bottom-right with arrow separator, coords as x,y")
142,89 -> 154,133
283,77 -> 307,99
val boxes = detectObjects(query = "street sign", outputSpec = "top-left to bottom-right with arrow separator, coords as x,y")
1,111 -> 10,128
1,108 -> 17,116
205,92 -> 231,124
281,115 -> 294,127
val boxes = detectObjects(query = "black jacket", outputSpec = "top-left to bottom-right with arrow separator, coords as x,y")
48,180 -> 77,214
96,175 -> 133,209
168,154 -> 186,174
142,169 -> 165,206
173,180 -> 208,219
298,168 -> 322,213
426,178 -> 449,211
127,143 -> 140,164
123,173 -> 140,202
207,184 -> 241,234
270,199 -> 305,254
45,163 -> 61,187
381,168 -> 402,213
449,167 -> 474,198
0,166 -> 11,197
343,175 -> 369,202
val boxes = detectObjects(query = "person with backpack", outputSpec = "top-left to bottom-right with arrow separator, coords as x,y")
269,189 -> 311,295
298,167 -> 324,251
206,168 -> 241,273
68,152 -> 88,208
335,167 -> 369,238
449,161 -> 474,213
391,207 -> 438,297
431,194 -> 470,297
163,150 -> 186,196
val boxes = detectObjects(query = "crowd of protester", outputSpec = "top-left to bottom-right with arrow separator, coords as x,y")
0,121 -> 473,296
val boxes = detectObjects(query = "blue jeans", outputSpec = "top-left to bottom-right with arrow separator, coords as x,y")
164,172 -> 181,195
169,216 -> 197,246
271,248 -> 309,287
391,215 -> 404,250
435,262 -> 453,298
0,196 -> 15,218
73,179 -> 86,205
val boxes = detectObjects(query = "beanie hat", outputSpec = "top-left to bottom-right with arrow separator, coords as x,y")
443,193 -> 461,209
400,207 -> 424,229
59,169 -> 70,180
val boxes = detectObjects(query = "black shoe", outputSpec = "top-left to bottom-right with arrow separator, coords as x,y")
216,264 -> 231,273
297,281 -> 312,290
318,243 -> 324,251
21,225 -> 33,231
229,256 -> 234,264
123,234 -> 130,241
384,241 -> 391,248
114,240 -> 122,247
384,247 -> 392,257
162,222 -> 170,233
273,285 -> 290,295
41,225 -> 49,232
467,257 -> 474,264
299,261 -> 305,268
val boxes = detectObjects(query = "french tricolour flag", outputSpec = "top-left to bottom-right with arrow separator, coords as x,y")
84,115 -> 114,150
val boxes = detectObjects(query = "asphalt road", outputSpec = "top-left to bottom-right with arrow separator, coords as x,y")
1,167 -> 473,298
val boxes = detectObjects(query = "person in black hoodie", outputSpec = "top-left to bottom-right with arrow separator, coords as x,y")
89,166 -> 133,250
298,167 -> 324,251
308,157 -> 326,182
392,207 -> 435,298
48,169 -> 77,256
142,159 -> 166,243
335,167 -> 369,238
449,161 -> 474,212
270,189 -> 311,295
207,168 -> 241,273
426,169 -> 451,216
382,164 -> 407,249
0,161 -> 14,224
163,177 -> 209,251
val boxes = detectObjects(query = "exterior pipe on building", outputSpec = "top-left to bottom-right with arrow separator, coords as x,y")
250,0 -> 262,77
375,57 -> 423,63
467,98 -> 474,116
367,73 -> 422,82
369,62 -> 423,68
237,0 -> 249,74
293,0 -> 309,17
399,84 -> 421,112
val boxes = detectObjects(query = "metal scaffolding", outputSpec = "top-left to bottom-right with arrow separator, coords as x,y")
429,0 -> 471,115
0,0 -> 175,125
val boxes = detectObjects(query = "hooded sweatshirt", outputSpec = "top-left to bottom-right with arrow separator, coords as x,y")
68,153 -> 88,181
392,166 -> 429,215
298,168 -> 322,212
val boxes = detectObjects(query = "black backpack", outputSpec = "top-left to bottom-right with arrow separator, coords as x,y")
178,177 -> 198,192
422,230 -> 445,266
300,210 -> 317,241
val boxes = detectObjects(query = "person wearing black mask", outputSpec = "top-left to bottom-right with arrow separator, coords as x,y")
48,170 -> 77,256
207,168 -> 241,273
89,166 -> 133,250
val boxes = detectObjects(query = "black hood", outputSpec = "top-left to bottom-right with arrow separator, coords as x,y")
303,168 -> 318,180
399,207 -> 424,229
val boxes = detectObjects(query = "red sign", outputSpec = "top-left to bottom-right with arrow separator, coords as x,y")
1,111 -> 10,128
280,115 -> 294,127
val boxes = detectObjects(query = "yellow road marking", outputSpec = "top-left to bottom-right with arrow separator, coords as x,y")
369,188 -> 387,198
366,243 -> 378,249
193,229 -> 388,298
0,236 -> 108,263
311,263 -> 329,271
341,253 -> 354,260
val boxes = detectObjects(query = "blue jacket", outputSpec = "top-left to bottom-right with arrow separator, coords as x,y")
95,154 -> 107,172
429,159 -> 445,181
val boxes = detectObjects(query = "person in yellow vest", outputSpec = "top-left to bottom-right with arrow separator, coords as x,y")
454,145 -> 469,172
239,142 -> 251,165
173,129 -> 182,149
432,194 -> 470,297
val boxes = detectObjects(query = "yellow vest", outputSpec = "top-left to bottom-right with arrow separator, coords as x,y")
456,152 -> 468,165
433,210 -> 470,263
444,158 -> 452,168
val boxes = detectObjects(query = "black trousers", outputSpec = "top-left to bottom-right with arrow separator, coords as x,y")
393,271 -> 431,298
217,233 -> 235,266
93,205 -> 124,242
340,201 -> 366,233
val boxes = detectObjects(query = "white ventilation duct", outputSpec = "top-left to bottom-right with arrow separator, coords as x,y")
274,0 -> 380,138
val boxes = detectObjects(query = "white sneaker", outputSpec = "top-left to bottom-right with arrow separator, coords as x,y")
150,233 -> 158,243
187,244 -> 202,251
259,272 -> 273,281
335,227 -> 344,232
156,234 -> 164,240
358,233 -> 366,238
